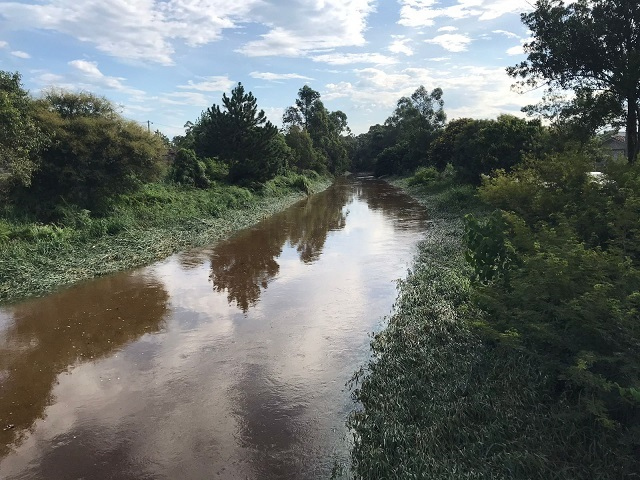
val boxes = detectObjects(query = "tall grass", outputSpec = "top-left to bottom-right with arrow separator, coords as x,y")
0,172 -> 331,304
346,177 -> 638,479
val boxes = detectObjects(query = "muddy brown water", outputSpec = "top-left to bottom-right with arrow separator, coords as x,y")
0,176 -> 429,479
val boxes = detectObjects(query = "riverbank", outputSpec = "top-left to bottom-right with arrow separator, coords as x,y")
0,173 -> 332,305
347,177 -> 636,479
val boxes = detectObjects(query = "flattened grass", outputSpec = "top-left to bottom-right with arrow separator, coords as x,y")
0,174 -> 331,305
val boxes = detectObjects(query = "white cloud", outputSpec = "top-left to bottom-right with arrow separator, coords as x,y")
492,29 -> 520,39
68,59 -> 145,95
399,0 -> 483,27
32,72 -> 66,85
249,72 -> 313,81
323,67 -> 436,107
177,76 -> 235,92
389,37 -> 414,56
160,91 -> 211,106
479,0 -> 533,21
424,33 -> 472,52
0,0 -> 261,65
0,0 -> 376,64
236,0 -> 376,57
311,52 -> 397,66
506,44 -> 524,55
505,35 -> 530,56
69,59 -> 102,77
398,0 -> 534,27
438,26 -> 458,32
10,50 -> 30,58
324,62 -> 544,131
0,41 -> 8,48
263,106 -> 285,126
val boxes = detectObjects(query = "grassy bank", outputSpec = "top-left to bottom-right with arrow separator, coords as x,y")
0,173 -> 331,305
347,177 -> 637,479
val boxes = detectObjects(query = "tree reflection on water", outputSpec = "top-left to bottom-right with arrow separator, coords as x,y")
209,181 -> 351,312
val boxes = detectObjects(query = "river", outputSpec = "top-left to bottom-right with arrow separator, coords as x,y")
0,176 -> 429,479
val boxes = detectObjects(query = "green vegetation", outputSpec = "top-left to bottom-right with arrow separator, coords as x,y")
348,3 -> 640,476
177,82 -> 288,185
283,85 -> 352,175
0,73 -> 335,304
348,162 -> 639,478
351,86 -> 446,177
0,173 -> 330,304
0,71 -> 48,187
507,0 -> 640,161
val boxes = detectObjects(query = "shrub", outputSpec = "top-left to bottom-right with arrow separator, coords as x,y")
408,166 -> 439,185
202,157 -> 228,182
168,148 -> 210,188
467,150 -> 640,451
21,91 -> 166,214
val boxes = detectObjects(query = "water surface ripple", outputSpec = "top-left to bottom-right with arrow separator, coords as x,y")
0,176 -> 429,479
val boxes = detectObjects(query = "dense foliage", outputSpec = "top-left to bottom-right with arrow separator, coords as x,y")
0,71 -> 48,188
180,83 -> 289,185
0,73 -> 341,226
349,163 -> 639,478
508,0 -> 640,162
23,90 -> 166,214
348,1 -> 640,471
0,70 -> 333,302
283,85 -> 351,174
466,154 -> 640,435
351,86 -> 446,176
429,115 -> 545,183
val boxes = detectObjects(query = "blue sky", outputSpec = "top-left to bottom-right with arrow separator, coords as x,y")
0,0 -> 546,138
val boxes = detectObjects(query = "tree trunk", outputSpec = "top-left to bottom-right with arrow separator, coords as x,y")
626,96 -> 638,163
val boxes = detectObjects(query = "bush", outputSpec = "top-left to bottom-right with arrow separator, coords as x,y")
202,157 -> 228,182
168,148 -> 210,188
466,151 -> 640,457
408,166 -> 438,185
20,91 -> 166,215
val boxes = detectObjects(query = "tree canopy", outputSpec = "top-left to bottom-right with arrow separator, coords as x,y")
27,90 -> 166,213
283,85 -> 351,174
186,83 -> 287,184
508,0 -> 640,162
350,86 -> 445,176
429,115 -> 545,183
0,71 -> 48,188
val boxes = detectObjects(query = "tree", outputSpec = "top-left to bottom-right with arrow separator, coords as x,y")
283,85 -> 322,131
26,90 -> 165,214
190,83 -> 284,184
168,148 -> 210,188
350,124 -> 398,173
43,88 -> 117,119
382,86 -> 446,173
285,126 -> 323,171
508,0 -> 640,162
283,86 -> 352,174
429,115 -> 545,183
0,71 -> 48,188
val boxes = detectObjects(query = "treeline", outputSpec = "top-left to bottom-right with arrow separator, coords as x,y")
170,83 -> 352,188
350,84 -> 554,183
0,73 -> 354,225
1,72 -> 167,218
